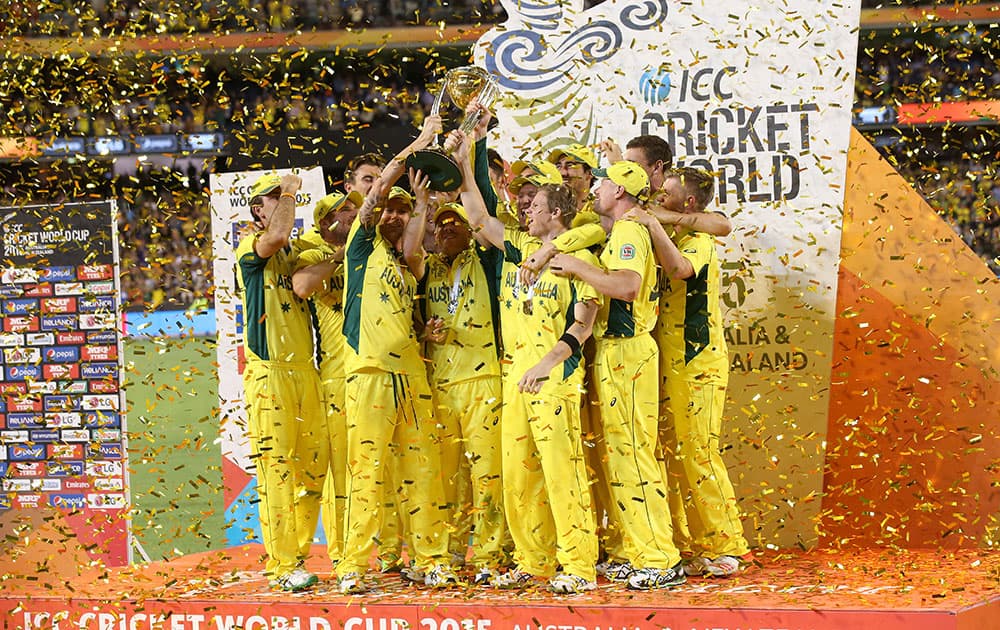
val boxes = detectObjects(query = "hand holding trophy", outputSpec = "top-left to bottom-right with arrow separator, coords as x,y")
405,66 -> 499,191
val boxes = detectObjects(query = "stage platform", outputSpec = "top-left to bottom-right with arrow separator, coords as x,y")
2,545 -> 998,630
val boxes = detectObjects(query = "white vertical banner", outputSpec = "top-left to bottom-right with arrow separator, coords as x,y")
208,168 -> 325,543
477,0 -> 860,547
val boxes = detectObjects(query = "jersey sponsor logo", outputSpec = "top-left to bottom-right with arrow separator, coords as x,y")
41,297 -> 77,314
620,243 -> 636,260
3,298 -> 37,315
3,316 -> 39,332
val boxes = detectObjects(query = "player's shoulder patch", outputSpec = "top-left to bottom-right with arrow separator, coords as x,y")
619,243 -> 636,260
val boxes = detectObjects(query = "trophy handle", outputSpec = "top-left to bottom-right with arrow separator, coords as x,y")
457,79 -> 498,136
426,81 -> 450,148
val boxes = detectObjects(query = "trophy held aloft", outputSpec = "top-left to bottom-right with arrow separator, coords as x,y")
406,66 -> 500,191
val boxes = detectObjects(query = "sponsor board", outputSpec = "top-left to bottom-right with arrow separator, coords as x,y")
92,428 -> 121,442
60,429 -> 92,443
49,493 -> 87,509
77,264 -> 113,280
87,280 -> 116,295
1,430 -> 30,443
87,442 -> 124,459
92,477 -> 124,491
79,313 -> 117,330
56,380 -> 89,394
25,331 -> 55,345
0,332 -> 25,346
79,295 -> 116,312
62,477 -> 92,491
53,282 -> 84,296
81,344 -> 117,361
86,330 -> 117,344
2,268 -> 40,283
83,412 -> 119,428
80,395 -> 119,411
81,363 -> 118,379
48,443 -> 84,460
57,331 -> 86,344
28,429 -> 60,442
43,364 -> 80,380
28,381 -> 58,394
6,396 -> 42,412
89,380 -> 119,394
41,314 -> 78,330
43,395 -> 77,412
41,297 -> 77,313
85,459 -> 123,477
6,413 -> 44,428
46,412 -> 82,428
23,282 -> 54,297
42,267 -> 76,281
4,347 -> 41,363
3,315 -> 39,332
44,344 -> 83,364
5,364 -> 42,381
87,493 -> 126,509
3,298 -> 38,315
10,461 -> 45,477
46,460 -> 85,476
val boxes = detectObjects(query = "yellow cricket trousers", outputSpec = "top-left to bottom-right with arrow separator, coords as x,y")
243,360 -> 328,576
319,369 -> 346,564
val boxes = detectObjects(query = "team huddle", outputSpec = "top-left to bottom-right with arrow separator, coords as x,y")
236,102 -> 748,596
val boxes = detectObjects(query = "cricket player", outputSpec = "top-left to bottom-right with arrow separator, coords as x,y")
628,167 -> 750,578
337,116 -> 457,595
236,172 -> 328,592
291,189 -> 363,568
547,161 -> 686,590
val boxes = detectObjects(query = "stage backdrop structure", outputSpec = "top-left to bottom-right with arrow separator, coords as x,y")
0,201 -> 130,566
478,0 -> 862,548
209,167 -> 327,546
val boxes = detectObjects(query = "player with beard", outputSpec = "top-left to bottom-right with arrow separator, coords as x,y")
337,116 -> 458,595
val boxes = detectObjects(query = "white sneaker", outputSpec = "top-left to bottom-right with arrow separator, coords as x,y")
400,565 -> 425,583
424,563 -> 460,587
703,555 -> 743,577
682,557 -> 710,576
547,573 -> 596,594
271,567 -> 318,592
338,571 -> 370,594
626,563 -> 686,590
473,566 -> 497,586
491,568 -> 534,589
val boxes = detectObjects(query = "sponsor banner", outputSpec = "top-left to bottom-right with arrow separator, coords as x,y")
85,459 -> 122,477
9,461 -> 45,477
0,201 -> 129,564
476,0 -> 860,547
211,167 -> 326,543
1,430 -> 30,442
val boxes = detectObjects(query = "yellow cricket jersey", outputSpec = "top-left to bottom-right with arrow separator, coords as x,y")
293,232 -> 347,380
342,219 -> 422,375
504,228 -> 601,397
421,246 -> 502,386
235,233 -> 314,363
656,229 -> 729,384
596,218 -> 660,338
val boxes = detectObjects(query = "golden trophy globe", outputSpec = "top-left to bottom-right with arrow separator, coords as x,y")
406,66 -> 500,191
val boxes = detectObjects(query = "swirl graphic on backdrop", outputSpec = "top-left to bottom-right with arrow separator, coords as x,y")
482,0 -> 669,150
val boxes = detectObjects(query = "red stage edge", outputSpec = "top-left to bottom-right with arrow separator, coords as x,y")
2,545 -> 998,630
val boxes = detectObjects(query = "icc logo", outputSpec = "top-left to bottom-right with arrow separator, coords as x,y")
639,67 -> 671,104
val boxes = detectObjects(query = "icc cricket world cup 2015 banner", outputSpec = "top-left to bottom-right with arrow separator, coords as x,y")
0,201 -> 129,565
477,0 -> 861,546
209,168 -> 326,545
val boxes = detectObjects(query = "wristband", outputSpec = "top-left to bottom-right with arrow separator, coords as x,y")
559,332 -> 581,354
280,192 -> 296,200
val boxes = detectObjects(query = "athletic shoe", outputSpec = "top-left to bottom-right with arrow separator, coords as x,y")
596,559 -> 626,576
682,557 -> 710,577
547,573 -> 596,594
338,571 -> 370,595
604,561 -> 635,583
491,568 -> 534,589
472,566 -> 497,586
400,565 -> 425,584
424,563 -> 461,587
702,555 -> 743,577
379,554 -> 404,573
270,567 -> 318,592
626,563 -> 686,590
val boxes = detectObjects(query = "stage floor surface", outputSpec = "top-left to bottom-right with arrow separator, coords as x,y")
3,545 -> 999,630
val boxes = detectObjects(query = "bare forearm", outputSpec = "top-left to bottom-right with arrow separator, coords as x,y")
292,261 -> 337,298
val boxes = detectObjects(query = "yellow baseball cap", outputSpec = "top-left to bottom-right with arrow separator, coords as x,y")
433,202 -> 469,225
387,186 -> 414,207
249,173 -> 282,199
313,190 -> 364,224
593,161 -> 651,199
546,143 -> 598,169
508,163 -> 563,195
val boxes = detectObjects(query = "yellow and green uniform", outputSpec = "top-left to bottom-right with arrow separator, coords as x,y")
340,218 -> 449,577
656,228 -> 748,558
293,230 -> 348,565
593,218 -> 680,570
501,227 -> 601,581
236,233 -> 327,578
420,244 -> 508,569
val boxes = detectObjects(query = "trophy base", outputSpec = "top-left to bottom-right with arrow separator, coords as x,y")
405,149 -> 463,192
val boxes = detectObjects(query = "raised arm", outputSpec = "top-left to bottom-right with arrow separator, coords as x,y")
292,259 -> 337,299
453,129 -> 506,250
402,168 -> 432,281
646,196 -> 732,237
549,253 -> 640,301
255,173 -> 301,259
